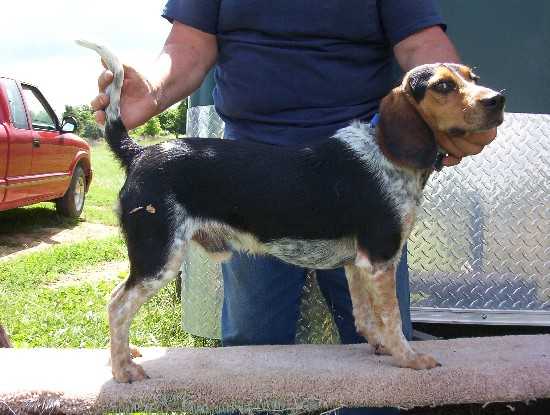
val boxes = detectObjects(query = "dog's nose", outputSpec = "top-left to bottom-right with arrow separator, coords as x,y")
480,93 -> 506,110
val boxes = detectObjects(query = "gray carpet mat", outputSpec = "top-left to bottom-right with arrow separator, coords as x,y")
1,335 -> 549,414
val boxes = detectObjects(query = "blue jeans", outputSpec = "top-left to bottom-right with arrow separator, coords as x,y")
221,250 -> 411,414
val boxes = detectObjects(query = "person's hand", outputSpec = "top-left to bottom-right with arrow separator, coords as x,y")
437,128 -> 498,167
90,62 -> 158,130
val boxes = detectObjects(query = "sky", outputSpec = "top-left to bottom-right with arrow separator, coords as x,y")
1,0 -> 171,116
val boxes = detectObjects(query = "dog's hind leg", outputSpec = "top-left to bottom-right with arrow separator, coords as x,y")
108,279 -> 149,383
108,220 -> 191,383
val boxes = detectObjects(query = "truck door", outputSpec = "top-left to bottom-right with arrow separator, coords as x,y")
21,85 -> 71,197
0,123 -> 7,203
0,78 -> 34,204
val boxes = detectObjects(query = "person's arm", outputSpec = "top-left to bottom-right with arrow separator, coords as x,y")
393,26 -> 497,167
152,22 -> 218,115
92,21 -> 217,129
394,26 -> 459,70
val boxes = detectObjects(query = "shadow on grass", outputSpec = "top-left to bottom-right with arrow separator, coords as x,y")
0,204 -> 80,233
0,205 -> 81,258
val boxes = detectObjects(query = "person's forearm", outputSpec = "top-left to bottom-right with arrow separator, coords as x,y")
394,26 -> 460,71
147,22 -> 218,115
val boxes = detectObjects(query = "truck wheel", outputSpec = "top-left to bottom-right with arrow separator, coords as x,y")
56,165 -> 87,218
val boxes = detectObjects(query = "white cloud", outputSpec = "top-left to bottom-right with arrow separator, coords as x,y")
1,0 -> 171,115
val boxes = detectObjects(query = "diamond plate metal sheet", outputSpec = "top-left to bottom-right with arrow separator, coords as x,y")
181,105 -> 225,339
181,105 -> 338,342
409,113 -> 550,324
186,105 -> 225,138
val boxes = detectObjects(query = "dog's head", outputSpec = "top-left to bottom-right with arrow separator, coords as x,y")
377,63 -> 505,170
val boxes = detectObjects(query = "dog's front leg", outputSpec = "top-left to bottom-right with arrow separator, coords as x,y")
344,265 -> 389,355
345,264 -> 440,369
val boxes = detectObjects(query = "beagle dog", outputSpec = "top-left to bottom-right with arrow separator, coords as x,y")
78,41 -> 504,383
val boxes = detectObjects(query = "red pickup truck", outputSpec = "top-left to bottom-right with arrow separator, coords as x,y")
0,77 -> 92,217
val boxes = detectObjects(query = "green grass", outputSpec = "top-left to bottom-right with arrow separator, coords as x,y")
0,234 -> 213,348
1,235 -> 124,347
82,141 -> 126,225
1,137 -> 217,349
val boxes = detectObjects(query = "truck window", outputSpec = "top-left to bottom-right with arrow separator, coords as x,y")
22,87 -> 57,131
1,79 -> 29,130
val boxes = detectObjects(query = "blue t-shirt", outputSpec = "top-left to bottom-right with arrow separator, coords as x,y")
162,0 -> 444,146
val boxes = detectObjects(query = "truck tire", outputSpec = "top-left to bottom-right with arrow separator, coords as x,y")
56,165 -> 86,218
0,324 -> 11,348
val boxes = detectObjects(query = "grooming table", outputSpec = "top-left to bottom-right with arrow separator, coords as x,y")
1,335 -> 549,414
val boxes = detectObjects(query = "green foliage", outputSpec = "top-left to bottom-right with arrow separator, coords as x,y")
142,116 -> 162,137
130,116 -> 162,138
131,99 -> 187,138
157,100 -> 187,137
65,98 -> 187,140
157,108 -> 179,135
63,104 -> 103,140
129,124 -> 145,137
177,99 -> 188,134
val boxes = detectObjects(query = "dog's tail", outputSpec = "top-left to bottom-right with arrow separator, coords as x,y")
76,40 -> 141,169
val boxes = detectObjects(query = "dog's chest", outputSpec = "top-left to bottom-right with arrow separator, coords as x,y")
382,162 -> 424,230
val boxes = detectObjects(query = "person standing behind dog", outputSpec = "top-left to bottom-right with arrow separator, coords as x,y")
92,1 -> 497,413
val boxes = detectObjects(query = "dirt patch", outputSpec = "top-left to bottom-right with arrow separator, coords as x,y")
49,259 -> 129,288
0,222 -> 119,262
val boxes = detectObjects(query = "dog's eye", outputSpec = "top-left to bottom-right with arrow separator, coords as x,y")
432,80 -> 456,94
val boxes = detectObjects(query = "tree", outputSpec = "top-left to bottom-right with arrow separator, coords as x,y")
157,99 -> 187,137
63,98 -> 188,140
157,108 -> 179,136
177,99 -> 188,136
142,116 -> 162,137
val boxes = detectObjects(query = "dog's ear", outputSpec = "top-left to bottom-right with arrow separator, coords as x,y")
377,86 -> 437,170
